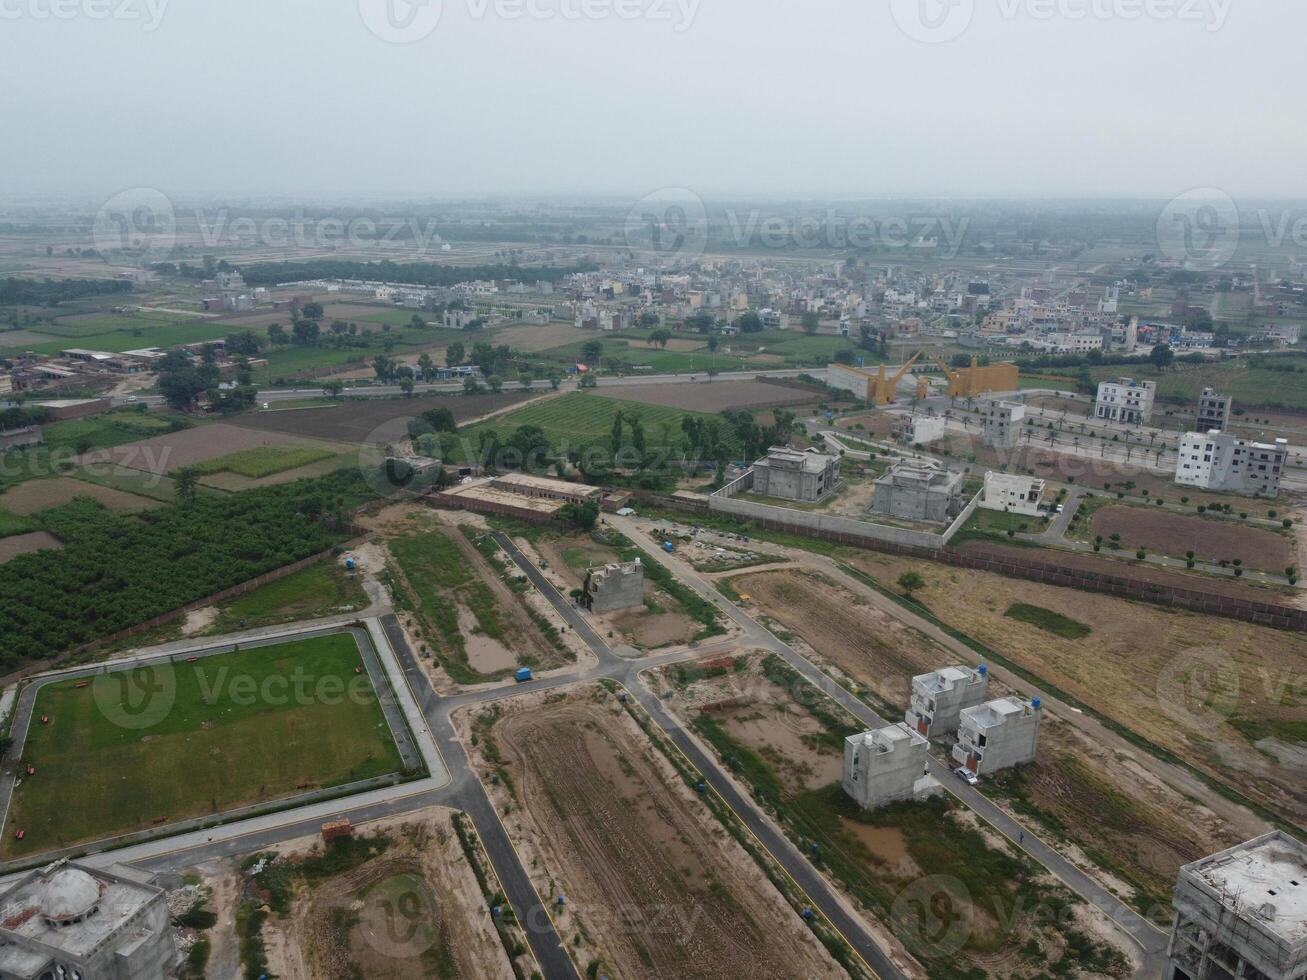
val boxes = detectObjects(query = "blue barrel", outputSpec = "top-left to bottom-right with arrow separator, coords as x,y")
802,908 -> 814,921
345,557 -> 356,571
491,906 -> 502,919
695,782 -> 706,793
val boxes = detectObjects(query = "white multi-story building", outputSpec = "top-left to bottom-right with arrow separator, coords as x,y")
843,723 -> 940,809
981,472 -> 1045,516
983,399 -> 1026,449
1095,377 -> 1157,424
952,697 -> 1042,776
905,665 -> 989,738
1175,430 -> 1288,498
1196,387 -> 1233,433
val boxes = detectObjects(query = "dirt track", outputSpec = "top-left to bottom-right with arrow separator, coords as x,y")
490,690 -> 846,980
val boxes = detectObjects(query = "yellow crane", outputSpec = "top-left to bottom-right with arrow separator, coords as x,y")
866,348 -> 953,405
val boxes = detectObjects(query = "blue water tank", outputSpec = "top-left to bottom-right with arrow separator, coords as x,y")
977,663 -> 987,676
515,667 -> 534,683
801,908 -> 814,921
345,557 -> 356,571
1031,697 -> 1042,710
695,782 -> 706,793
556,895 -> 566,907
491,906 -> 502,919
663,541 -> 675,553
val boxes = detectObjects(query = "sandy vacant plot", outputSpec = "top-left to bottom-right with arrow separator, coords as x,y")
0,477 -> 162,515
85,423 -> 332,474
603,379 -> 824,413
231,393 -> 532,445
477,689 -> 846,980
0,531 -> 62,564
488,322 -> 589,352
1090,506 -> 1294,572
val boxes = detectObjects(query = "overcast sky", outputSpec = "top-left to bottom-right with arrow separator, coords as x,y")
1,0 -> 1302,201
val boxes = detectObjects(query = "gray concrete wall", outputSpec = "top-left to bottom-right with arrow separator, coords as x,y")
708,495 -> 949,549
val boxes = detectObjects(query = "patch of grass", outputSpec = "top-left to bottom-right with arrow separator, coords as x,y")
208,559 -> 369,633
5,633 -> 403,856
1003,602 -> 1092,639
0,508 -> 40,538
192,444 -> 337,478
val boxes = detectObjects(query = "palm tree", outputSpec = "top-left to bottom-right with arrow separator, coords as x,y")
174,467 -> 199,504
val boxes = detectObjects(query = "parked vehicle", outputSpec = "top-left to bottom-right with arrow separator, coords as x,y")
954,766 -> 979,786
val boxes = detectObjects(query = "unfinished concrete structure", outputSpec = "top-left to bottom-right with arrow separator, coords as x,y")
871,459 -> 964,524
893,414 -> 946,447
982,398 -> 1026,449
750,447 -> 840,503
1197,387 -> 1234,434
981,472 -> 1045,516
0,860 -> 177,980
905,664 -> 989,738
843,723 -> 940,809
952,697 -> 1042,776
583,559 -> 645,613
1165,831 -> 1307,980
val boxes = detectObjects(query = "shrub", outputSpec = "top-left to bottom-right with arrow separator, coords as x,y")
1136,549 -> 1147,560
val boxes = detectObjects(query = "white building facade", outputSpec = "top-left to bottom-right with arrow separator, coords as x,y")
1095,377 -> 1157,424
1175,431 -> 1288,498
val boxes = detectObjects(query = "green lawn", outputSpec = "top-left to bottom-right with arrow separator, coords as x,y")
207,561 -> 369,634
0,320 -> 233,356
1084,354 -> 1307,411
5,633 -> 403,856
1004,602 -> 1093,639
192,444 -> 337,478
0,508 -> 40,538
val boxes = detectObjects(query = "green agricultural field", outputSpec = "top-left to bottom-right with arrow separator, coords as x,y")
451,391 -> 739,462
192,444 -> 337,478
535,337 -> 751,374
0,508 -> 39,538
34,311 -> 182,338
206,560 -> 369,634
5,633 -> 403,856
42,410 -> 185,453
0,320 -> 233,356
1085,354 -> 1307,411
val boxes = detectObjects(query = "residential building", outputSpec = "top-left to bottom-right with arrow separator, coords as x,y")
983,399 -> 1026,449
0,860 -> 178,980
489,473 -> 602,506
842,723 -> 941,810
583,559 -> 645,613
1095,377 -> 1157,424
1175,431 -> 1288,498
751,447 -> 841,503
0,374 -> 12,396
905,665 -> 989,738
871,459 -> 965,524
1196,387 -> 1233,433
892,414 -> 946,446
1165,832 -> 1307,980
951,697 -> 1042,776
981,472 -> 1045,516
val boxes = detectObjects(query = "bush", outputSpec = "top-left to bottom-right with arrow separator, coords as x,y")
1136,549 -> 1147,560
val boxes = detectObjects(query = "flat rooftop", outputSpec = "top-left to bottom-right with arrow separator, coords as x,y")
1184,832 -> 1307,945
492,472 -> 598,496
443,481 -> 565,515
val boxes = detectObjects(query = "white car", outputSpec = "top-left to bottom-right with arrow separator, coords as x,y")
954,766 -> 979,786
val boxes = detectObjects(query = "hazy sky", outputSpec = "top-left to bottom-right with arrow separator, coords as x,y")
1,0 -> 1302,201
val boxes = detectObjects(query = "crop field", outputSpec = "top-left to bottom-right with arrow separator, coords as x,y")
1084,355 -> 1307,411
231,393 -> 532,445
652,654 -> 1132,977
0,531 -> 62,564
0,508 -> 40,537
42,410 -> 184,453
90,422 -> 334,474
191,444 -> 339,479
0,476 -> 163,515
844,551 -> 1307,825
0,319 -> 233,356
475,688 -> 847,979
452,391 -> 739,463
602,379 -> 824,413
35,310 -> 183,337
1089,505 -> 1294,572
201,559 -> 369,635
4,632 -> 404,856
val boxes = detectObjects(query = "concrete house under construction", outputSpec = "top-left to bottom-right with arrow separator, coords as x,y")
952,697 -> 1042,776
905,665 -> 989,738
582,559 -> 645,614
842,723 -> 940,810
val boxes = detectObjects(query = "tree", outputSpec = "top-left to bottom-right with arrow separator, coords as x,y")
446,341 -> 465,367
266,323 -> 287,347
649,328 -> 673,349
736,311 -> 763,333
581,340 -> 604,364
1150,343 -> 1175,371
897,571 -> 925,598
323,379 -> 344,398
399,377 -> 415,397
707,335 -> 720,353
560,499 -> 600,531
373,355 -> 397,382
639,311 -> 660,328
417,352 -> 435,379
225,331 -> 262,356
292,319 -> 320,346
174,467 -> 199,504
800,311 -> 820,335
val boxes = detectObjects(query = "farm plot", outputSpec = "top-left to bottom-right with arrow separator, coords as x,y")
0,476 -> 163,515
845,551 -> 1307,826
1089,505 -> 1293,572
87,423 -> 337,474
0,531 -> 62,565
650,654 -> 1134,978
231,393 -> 533,445
602,379 -> 825,413
4,632 -> 406,857
470,688 -> 848,980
